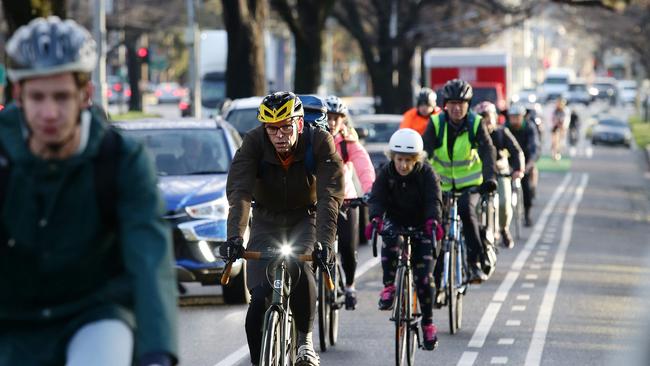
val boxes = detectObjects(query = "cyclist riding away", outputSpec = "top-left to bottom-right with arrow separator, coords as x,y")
365,128 -> 443,350
221,92 -> 344,366
325,95 -> 375,310
551,97 -> 570,160
423,79 -> 498,284
505,103 -> 540,227
399,87 -> 442,135
0,17 -> 178,366
475,101 -> 524,248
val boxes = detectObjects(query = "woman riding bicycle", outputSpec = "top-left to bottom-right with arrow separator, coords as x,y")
365,128 -> 443,350
325,95 -> 375,310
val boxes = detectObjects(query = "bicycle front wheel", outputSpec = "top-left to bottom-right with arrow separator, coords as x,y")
260,310 -> 282,366
394,267 -> 409,366
448,239 -> 459,335
317,270 -> 330,352
513,188 -> 523,240
329,262 -> 344,346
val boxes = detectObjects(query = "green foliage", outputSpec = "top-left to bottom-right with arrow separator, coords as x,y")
108,111 -> 160,121
629,115 -> 650,148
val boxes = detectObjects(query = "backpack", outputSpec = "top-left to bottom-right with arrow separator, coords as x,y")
0,128 -> 122,233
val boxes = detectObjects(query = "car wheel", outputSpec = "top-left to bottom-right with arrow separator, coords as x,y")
222,261 -> 250,304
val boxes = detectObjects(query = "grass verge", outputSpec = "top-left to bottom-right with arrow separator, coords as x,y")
109,111 -> 160,121
629,116 -> 650,149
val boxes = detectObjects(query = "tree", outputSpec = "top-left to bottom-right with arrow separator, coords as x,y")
271,0 -> 336,93
333,0 -> 534,113
221,0 -> 268,98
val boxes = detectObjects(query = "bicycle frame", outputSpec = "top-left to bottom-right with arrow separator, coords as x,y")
441,194 -> 467,295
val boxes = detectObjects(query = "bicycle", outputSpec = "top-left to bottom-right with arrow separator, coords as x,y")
372,225 -> 426,366
317,197 -> 366,352
221,245 -> 333,366
438,191 -> 469,335
511,177 -> 524,240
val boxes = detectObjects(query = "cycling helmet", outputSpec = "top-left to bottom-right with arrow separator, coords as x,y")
474,101 -> 497,115
297,94 -> 328,128
257,91 -> 304,123
6,16 -> 97,82
325,95 -> 348,116
416,87 -> 437,107
389,128 -> 423,154
507,103 -> 526,116
441,79 -> 473,103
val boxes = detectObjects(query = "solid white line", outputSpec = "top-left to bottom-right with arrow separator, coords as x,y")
468,302 -> 502,348
213,344 -> 249,366
457,351 -> 479,366
525,173 -> 589,366
212,254 -> 381,366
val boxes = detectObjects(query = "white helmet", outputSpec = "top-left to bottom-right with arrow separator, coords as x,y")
389,128 -> 423,154
6,16 -> 97,82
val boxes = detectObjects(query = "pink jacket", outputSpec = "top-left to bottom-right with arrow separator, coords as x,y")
334,129 -> 376,199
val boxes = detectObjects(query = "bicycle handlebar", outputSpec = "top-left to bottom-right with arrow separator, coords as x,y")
342,197 -> 368,209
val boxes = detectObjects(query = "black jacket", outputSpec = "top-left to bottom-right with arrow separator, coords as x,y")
490,127 -> 524,174
368,161 -> 442,226
506,119 -> 540,166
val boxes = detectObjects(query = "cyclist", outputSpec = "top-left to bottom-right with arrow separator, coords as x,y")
423,79 -> 498,284
475,102 -> 524,248
568,109 -> 580,147
399,87 -> 442,135
221,92 -> 344,366
0,17 -> 177,366
550,97 -> 570,160
365,128 -> 443,350
505,103 -> 540,227
325,95 -> 375,310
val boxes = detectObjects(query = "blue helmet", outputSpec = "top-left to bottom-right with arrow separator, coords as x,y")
297,94 -> 328,130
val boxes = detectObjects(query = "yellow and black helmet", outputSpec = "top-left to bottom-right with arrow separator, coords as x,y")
257,91 -> 304,123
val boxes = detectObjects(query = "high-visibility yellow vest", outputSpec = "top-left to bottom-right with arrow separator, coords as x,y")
428,113 -> 483,191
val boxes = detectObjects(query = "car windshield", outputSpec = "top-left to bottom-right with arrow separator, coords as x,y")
356,121 -> 400,143
545,77 -> 568,84
201,79 -> 226,108
124,129 -> 230,176
225,108 -> 260,135
599,119 -> 627,128
569,84 -> 587,91
595,83 -> 614,91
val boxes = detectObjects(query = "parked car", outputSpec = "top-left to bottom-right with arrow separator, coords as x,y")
155,82 -> 188,104
222,96 -> 265,136
113,118 -> 249,304
512,88 -> 538,104
592,77 -> 618,104
618,80 -> 638,105
591,117 -> 632,148
563,82 -> 592,105
353,114 -> 402,171
107,75 -> 131,104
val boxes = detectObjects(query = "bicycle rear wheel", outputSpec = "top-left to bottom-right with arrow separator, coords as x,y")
260,310 -> 282,366
394,267 -> 409,366
448,239 -> 459,335
329,262 -> 344,346
317,270 -> 330,352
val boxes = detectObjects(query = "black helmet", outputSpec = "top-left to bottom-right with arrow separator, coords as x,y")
442,79 -> 473,104
416,87 -> 437,107
6,16 -> 97,82
257,91 -> 304,124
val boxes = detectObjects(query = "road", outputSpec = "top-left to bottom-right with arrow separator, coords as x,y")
177,102 -> 650,366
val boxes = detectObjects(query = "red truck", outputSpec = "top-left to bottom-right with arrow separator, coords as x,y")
424,48 -> 510,111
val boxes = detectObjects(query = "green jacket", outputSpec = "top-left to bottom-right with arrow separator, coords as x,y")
0,105 -> 178,362
227,124 -> 344,248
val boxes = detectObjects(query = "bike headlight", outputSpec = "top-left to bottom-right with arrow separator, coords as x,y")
280,244 -> 293,257
185,196 -> 229,220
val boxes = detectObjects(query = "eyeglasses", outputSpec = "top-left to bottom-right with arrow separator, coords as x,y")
265,122 -> 295,135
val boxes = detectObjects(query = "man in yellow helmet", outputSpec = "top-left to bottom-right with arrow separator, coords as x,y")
423,79 -> 497,284
221,91 -> 344,366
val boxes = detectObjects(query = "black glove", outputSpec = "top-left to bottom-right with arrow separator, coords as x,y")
137,352 -> 174,366
219,236 -> 244,261
314,242 -> 334,266
479,179 -> 497,194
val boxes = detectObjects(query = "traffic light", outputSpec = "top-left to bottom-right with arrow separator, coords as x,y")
137,47 -> 149,63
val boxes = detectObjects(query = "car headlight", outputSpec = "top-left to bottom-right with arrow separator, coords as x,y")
185,196 -> 229,220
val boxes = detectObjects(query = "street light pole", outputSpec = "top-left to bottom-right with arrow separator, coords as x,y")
93,0 -> 108,111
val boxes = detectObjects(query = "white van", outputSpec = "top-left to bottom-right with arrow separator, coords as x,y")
539,68 -> 575,103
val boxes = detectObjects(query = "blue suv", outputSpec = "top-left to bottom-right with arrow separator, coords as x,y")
114,118 -> 249,304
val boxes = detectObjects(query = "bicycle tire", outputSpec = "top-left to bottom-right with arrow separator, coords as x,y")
317,270 -> 330,352
329,262 -> 344,346
394,267 -> 408,366
454,241 -> 464,332
448,239 -> 458,335
513,187 -> 523,240
406,270 -> 417,366
260,310 -> 282,366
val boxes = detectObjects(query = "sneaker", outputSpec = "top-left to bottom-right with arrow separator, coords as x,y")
501,230 -> 514,249
295,336 -> 319,366
378,284 -> 396,310
422,324 -> 439,350
434,288 -> 446,309
345,289 -> 357,310
468,262 -> 488,284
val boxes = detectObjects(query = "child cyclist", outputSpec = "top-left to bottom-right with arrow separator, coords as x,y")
365,128 -> 443,350
325,95 -> 376,309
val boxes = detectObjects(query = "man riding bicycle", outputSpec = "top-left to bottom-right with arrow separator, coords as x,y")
0,17 -> 177,366
399,87 -> 442,135
475,101 -> 524,248
423,79 -> 498,284
221,92 -> 344,366
325,95 -> 375,310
